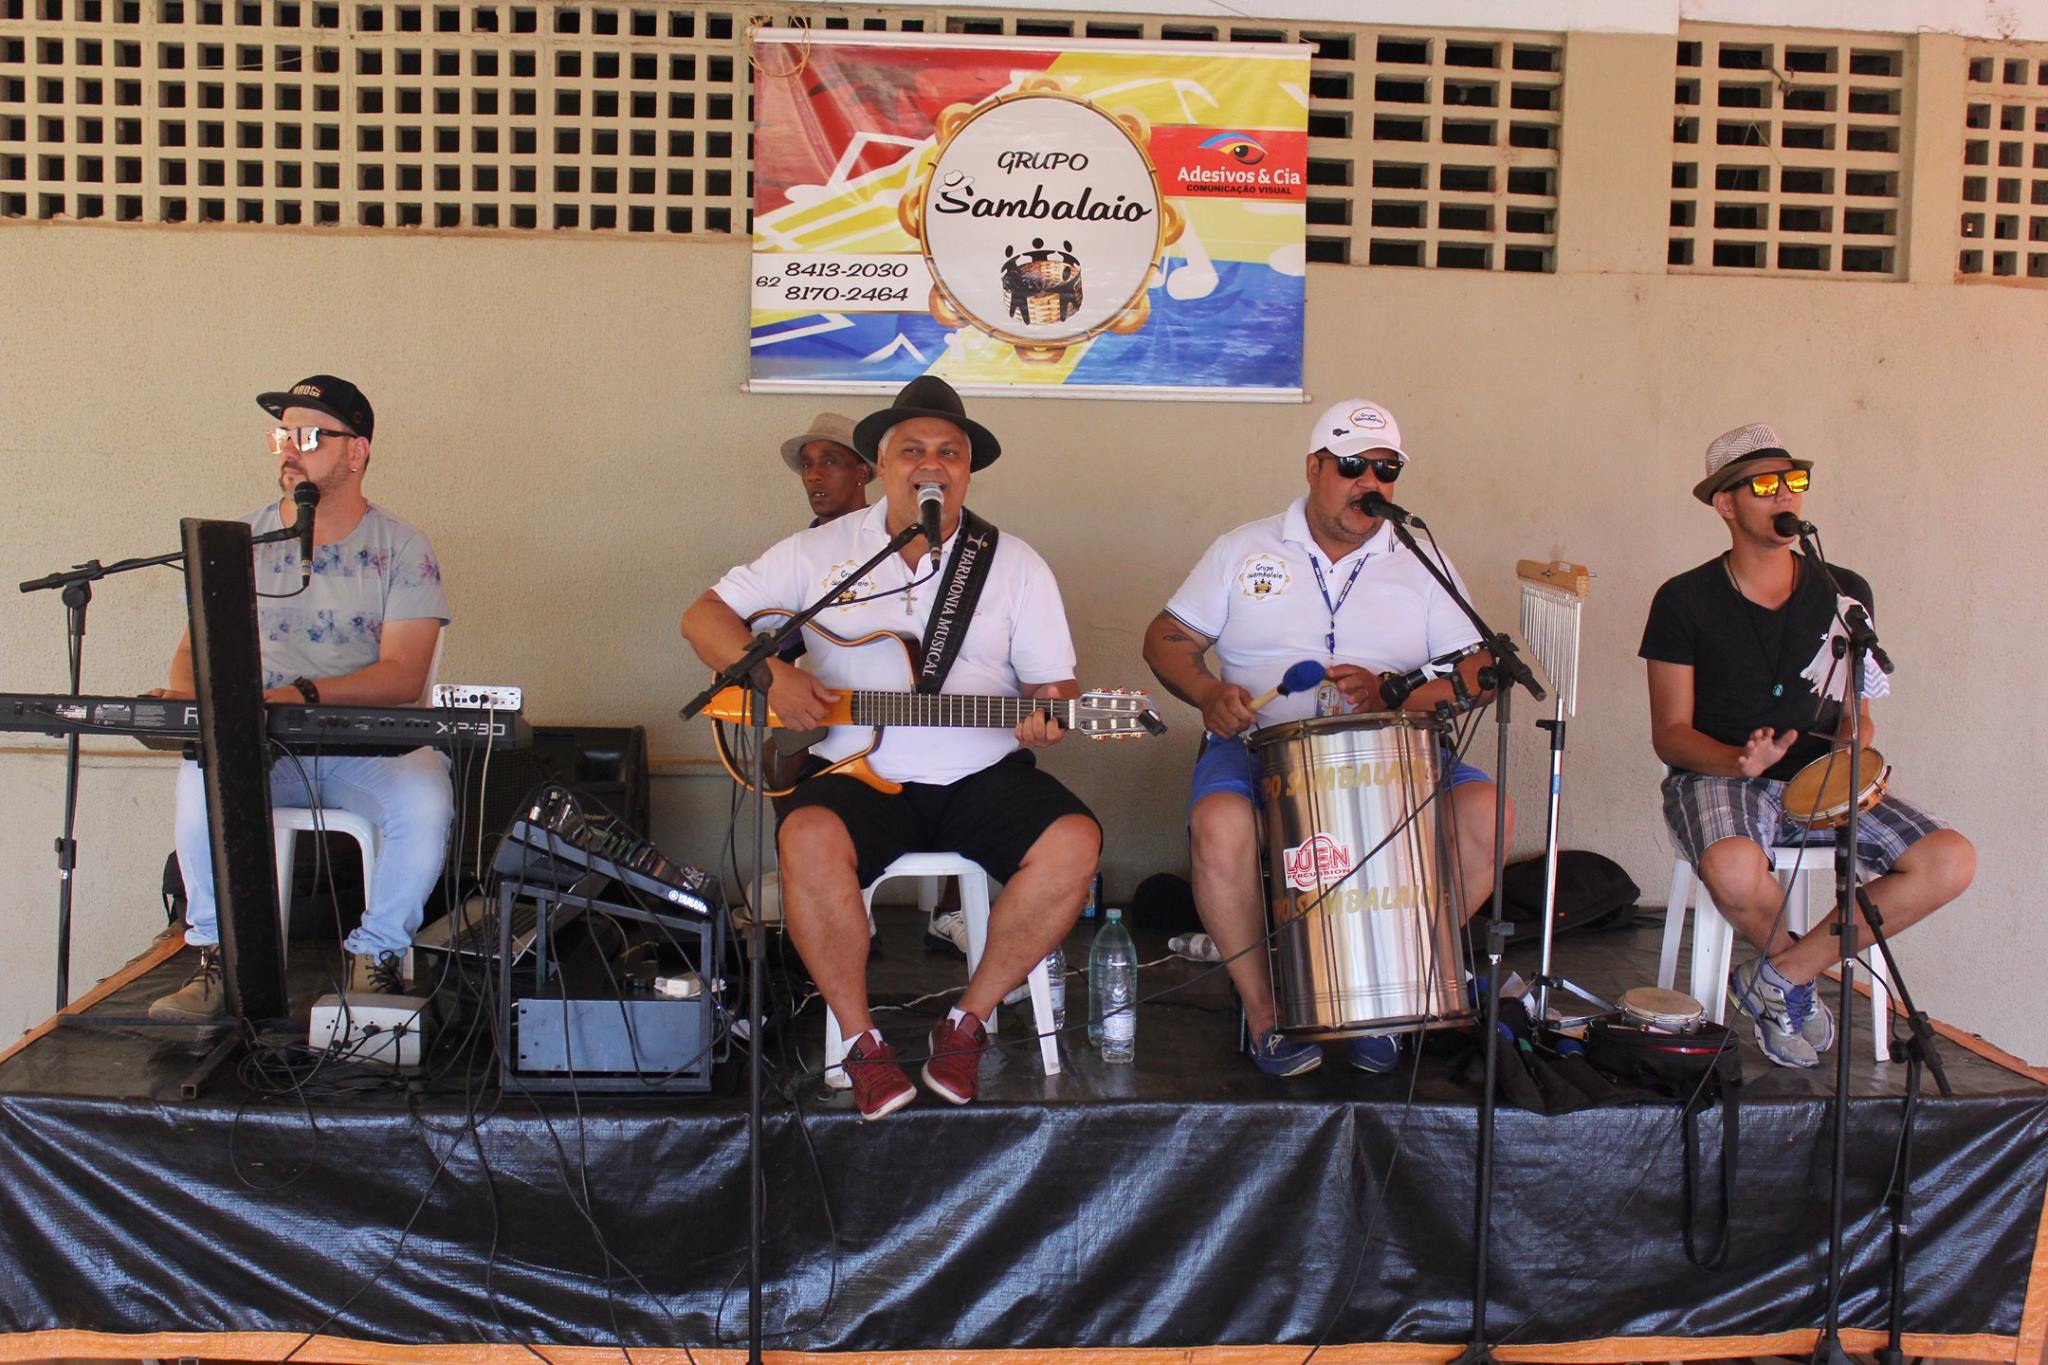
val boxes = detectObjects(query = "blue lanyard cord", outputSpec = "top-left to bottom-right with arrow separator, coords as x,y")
1308,553 -> 1367,657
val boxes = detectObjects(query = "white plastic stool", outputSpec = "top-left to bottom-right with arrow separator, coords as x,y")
1658,845 -> 1893,1062
273,808 -> 413,976
823,851 -> 1061,1089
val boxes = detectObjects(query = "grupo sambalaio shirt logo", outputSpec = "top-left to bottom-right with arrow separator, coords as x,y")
901,77 -> 1184,364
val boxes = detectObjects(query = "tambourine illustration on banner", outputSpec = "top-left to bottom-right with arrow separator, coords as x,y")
899,77 -> 1184,363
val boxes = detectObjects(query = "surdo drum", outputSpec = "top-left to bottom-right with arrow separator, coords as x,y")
1247,713 -> 1471,1039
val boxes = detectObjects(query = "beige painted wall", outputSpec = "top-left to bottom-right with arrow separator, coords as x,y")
3,32 -> 2043,1062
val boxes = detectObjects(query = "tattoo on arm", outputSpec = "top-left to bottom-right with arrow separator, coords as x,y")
1162,629 -> 1195,644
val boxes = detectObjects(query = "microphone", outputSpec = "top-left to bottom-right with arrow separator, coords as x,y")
1360,490 -> 1427,530
1247,659 -> 1326,712
1772,511 -> 1816,539
1378,643 -> 1486,710
292,480 -> 321,587
916,482 -> 944,569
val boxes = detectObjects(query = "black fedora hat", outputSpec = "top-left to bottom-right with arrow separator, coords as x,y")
852,375 -> 1001,470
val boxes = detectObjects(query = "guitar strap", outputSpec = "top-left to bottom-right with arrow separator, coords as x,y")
914,508 -> 1000,694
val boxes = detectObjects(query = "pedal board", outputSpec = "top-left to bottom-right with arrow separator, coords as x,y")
432,683 -> 524,711
309,991 -> 432,1067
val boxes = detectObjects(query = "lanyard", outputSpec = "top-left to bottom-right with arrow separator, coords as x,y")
1308,553 -> 1367,658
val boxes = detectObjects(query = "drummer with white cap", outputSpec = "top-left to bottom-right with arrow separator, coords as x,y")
1142,398 -> 1512,1078
1641,422 -> 1975,1069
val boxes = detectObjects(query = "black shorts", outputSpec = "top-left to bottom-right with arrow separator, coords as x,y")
776,750 -> 1098,888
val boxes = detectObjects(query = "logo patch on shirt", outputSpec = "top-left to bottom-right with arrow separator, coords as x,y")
1238,552 -> 1291,599
824,561 -> 875,607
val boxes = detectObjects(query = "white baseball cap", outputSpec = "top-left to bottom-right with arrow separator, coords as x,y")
1693,422 -> 1812,504
1308,398 -> 1408,463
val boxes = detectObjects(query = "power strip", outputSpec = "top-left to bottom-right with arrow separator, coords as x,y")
308,992 -> 431,1067
432,683 -> 523,711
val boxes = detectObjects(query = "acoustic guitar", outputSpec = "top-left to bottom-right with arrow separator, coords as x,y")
704,618 -> 1163,796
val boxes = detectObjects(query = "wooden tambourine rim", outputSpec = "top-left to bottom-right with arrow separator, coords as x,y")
1781,747 -> 1890,829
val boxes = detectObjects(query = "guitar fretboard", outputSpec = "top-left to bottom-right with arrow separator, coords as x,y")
847,693 -> 1074,728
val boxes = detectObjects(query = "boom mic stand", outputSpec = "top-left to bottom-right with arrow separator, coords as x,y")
1376,510 -> 1545,1365
19,525 -> 300,1008
1790,525 -> 1948,1365
678,519 -> 925,1365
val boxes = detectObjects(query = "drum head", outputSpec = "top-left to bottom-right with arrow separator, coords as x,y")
1247,709 -> 1442,753
1620,986 -> 1704,1032
1782,747 -> 1887,827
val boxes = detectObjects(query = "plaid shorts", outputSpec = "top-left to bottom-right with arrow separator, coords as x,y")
1662,770 -> 1949,876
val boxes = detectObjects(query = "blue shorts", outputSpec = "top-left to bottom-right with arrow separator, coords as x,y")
1189,733 -> 1488,814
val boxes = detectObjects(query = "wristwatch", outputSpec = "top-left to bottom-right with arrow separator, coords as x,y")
289,676 -> 321,704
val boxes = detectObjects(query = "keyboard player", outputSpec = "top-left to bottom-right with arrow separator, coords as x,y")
148,374 -> 454,1022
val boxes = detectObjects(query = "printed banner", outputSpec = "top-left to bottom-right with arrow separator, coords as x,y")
748,30 -> 1309,401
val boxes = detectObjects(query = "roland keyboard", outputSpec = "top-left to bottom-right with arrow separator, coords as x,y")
0,692 -> 530,755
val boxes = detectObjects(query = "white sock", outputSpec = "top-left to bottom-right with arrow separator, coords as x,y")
947,1005 -> 969,1027
855,1027 -> 883,1051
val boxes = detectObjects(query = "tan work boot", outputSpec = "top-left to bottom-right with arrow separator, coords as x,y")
148,946 -> 226,1022
347,949 -> 407,995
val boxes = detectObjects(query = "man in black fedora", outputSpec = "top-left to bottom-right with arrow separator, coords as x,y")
682,376 -> 1100,1119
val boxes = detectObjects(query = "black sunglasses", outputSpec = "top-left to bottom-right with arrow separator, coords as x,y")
1322,452 -> 1403,482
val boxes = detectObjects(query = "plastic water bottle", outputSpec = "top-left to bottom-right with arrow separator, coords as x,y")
1090,907 -> 1137,1064
1043,945 -> 1067,1029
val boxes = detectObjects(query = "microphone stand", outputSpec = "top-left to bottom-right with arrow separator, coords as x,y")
1377,511 -> 1545,1365
1791,529 -> 1947,1365
678,518 -> 925,1365
19,524 -> 299,1008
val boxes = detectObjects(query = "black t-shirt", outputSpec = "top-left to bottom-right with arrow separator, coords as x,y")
1639,553 -> 1876,782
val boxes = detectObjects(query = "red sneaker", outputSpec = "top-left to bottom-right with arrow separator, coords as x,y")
843,1033 -> 915,1121
922,1011 -> 989,1106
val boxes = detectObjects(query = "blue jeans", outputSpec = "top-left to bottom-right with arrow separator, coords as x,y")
175,747 -> 455,957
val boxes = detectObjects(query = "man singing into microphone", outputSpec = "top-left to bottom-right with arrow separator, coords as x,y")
148,375 -> 453,1022
1142,398 -> 1511,1077
681,376 -> 1098,1120
1641,423 -> 1973,1069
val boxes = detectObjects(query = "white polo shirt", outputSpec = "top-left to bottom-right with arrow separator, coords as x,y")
1164,497 -> 1482,727
711,500 -> 1078,785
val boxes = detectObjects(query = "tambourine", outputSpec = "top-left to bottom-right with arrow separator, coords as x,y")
1781,747 -> 1890,829
1619,986 -> 1705,1035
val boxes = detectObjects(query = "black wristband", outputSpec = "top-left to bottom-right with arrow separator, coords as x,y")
290,676 -> 321,704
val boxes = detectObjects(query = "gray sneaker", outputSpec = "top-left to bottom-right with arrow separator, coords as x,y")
148,945 -> 226,1022
1729,961 -> 1820,1069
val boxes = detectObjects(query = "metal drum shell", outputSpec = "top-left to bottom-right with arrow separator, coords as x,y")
1248,712 -> 1471,1040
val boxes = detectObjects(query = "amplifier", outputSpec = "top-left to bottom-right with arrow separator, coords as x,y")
513,995 -> 713,1080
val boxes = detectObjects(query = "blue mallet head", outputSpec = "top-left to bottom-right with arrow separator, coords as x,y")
1279,659 -> 1326,696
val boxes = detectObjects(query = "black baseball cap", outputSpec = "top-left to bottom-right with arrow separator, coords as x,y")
256,374 -> 375,441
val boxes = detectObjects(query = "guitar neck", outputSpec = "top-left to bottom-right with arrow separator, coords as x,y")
847,692 -> 1072,729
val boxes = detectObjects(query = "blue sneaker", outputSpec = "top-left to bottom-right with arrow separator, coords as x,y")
1347,1033 -> 1400,1073
1251,1027 -> 1323,1077
1782,977 -> 1837,1053
1730,961 -> 1820,1069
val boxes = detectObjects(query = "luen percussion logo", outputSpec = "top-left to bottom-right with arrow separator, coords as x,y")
1283,832 -> 1354,891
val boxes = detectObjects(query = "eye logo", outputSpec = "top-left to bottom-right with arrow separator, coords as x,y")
1198,131 -> 1267,166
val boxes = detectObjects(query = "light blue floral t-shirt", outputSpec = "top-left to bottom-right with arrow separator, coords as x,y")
243,501 -> 450,691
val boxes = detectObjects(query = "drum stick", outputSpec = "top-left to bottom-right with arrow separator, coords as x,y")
1248,659 -> 1327,712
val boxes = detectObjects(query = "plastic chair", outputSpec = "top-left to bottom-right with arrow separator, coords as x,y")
823,851 -> 1062,1089
1657,843 -> 1894,1062
272,630 -> 442,974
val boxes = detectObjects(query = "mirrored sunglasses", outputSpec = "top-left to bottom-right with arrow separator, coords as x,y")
268,425 -> 354,455
1745,468 -> 1810,497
